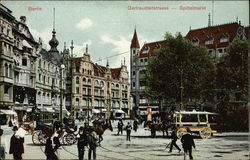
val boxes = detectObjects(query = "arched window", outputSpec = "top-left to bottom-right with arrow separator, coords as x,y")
76,77 -> 79,84
87,79 -> 91,85
100,81 -> 104,87
116,84 -> 119,89
75,98 -> 79,106
82,78 -> 86,84
94,80 -> 99,86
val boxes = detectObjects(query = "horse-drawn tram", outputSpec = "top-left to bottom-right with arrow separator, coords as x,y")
173,110 -> 218,139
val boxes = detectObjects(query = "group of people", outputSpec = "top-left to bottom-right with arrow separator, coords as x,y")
117,119 -> 139,141
168,127 -> 196,160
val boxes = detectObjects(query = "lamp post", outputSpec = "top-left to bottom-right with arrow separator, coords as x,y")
180,68 -> 184,110
60,64 -> 65,123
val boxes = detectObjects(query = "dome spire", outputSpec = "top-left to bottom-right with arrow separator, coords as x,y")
49,8 -> 59,53
130,28 -> 140,48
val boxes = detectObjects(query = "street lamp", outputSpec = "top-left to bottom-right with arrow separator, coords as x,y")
60,64 -> 65,123
179,68 -> 184,110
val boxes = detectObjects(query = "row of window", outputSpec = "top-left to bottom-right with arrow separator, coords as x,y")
192,35 -> 229,46
75,77 -> 128,90
74,98 -> 128,108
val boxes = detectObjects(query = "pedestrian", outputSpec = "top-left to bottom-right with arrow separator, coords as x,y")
169,127 -> 181,153
125,122 -> 132,141
181,127 -> 196,160
133,120 -> 138,132
9,126 -> 24,160
117,119 -> 123,135
77,126 -> 88,160
45,131 -> 61,160
87,131 -> 98,160
150,124 -> 156,138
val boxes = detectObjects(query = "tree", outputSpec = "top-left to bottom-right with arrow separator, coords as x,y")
216,39 -> 248,103
145,33 -> 216,110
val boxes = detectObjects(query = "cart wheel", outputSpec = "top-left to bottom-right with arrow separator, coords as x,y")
199,127 -> 212,139
64,133 -> 77,145
177,128 -> 187,138
32,131 -> 42,145
38,131 -> 48,144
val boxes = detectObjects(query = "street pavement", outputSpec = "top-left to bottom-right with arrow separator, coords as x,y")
1,121 -> 249,160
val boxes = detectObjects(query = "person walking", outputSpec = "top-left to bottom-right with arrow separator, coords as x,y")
87,131 -> 98,160
77,127 -> 88,160
9,126 -> 24,160
169,127 -> 181,153
181,127 -> 196,160
133,120 -> 138,132
125,122 -> 132,141
117,119 -> 123,135
45,131 -> 61,160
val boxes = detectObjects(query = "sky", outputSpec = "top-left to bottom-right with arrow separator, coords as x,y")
3,1 -> 249,70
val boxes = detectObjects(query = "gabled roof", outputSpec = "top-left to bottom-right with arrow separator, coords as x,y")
72,57 -> 122,80
111,68 -> 121,80
138,40 -> 165,58
130,29 -> 140,48
185,22 -> 239,49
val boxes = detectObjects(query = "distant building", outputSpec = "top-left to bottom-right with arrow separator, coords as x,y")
130,21 -> 249,117
67,45 -> 131,119
186,21 -> 249,57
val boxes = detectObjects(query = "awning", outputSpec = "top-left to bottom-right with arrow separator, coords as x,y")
115,109 -> 125,114
101,109 -> 107,112
92,109 -> 100,113
0,110 -> 17,115
22,40 -> 32,48
46,108 -> 55,113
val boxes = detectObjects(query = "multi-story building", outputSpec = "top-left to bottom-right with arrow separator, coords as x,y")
130,21 -> 249,117
67,45 -> 131,119
0,4 -> 68,124
35,25 -> 68,122
0,4 -> 39,122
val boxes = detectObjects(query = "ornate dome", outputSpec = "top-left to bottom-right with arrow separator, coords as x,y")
49,30 -> 59,52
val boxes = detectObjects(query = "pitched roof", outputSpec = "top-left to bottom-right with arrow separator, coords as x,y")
185,22 -> 239,49
138,40 -> 165,58
111,68 -> 121,80
130,29 -> 140,48
93,64 -> 107,77
72,57 -> 122,80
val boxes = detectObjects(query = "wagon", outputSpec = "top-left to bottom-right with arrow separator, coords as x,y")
173,110 -> 217,139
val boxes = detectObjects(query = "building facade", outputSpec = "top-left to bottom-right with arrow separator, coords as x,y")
0,4 -> 67,124
130,21 -> 249,117
0,4 -> 39,122
67,45 -> 131,119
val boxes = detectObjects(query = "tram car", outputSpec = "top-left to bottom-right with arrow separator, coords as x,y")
173,110 -> 218,139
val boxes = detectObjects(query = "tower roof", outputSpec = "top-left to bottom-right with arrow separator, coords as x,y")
130,29 -> 140,48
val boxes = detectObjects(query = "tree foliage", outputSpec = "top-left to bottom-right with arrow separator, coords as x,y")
216,39 -> 248,102
145,33 -> 216,105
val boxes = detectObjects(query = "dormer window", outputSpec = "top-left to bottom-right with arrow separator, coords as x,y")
142,46 -> 149,54
192,39 -> 199,46
205,37 -> 213,45
220,34 -> 229,43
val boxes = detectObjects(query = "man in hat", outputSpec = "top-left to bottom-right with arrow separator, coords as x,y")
169,127 -> 181,153
181,127 -> 196,160
9,126 -> 24,160
77,126 -> 88,160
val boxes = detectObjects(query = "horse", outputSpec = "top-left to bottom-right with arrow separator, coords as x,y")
144,121 -> 169,137
83,121 -> 113,144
